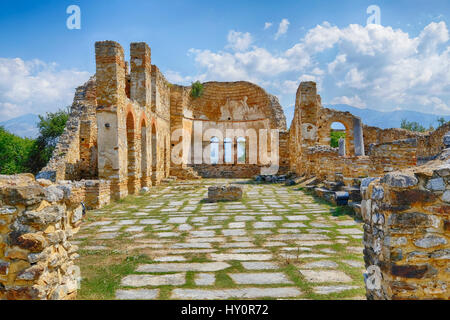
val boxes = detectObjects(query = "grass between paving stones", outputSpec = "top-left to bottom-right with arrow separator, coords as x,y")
75,179 -> 365,300
78,252 -> 151,300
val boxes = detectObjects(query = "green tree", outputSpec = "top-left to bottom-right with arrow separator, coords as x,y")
400,119 -> 427,132
330,130 -> 346,148
437,117 -> 448,127
26,109 -> 69,174
0,126 -> 34,174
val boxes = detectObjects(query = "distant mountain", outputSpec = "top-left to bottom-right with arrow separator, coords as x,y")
324,104 -> 450,129
0,113 -> 40,139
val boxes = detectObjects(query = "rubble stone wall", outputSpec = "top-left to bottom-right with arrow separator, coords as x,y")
38,77 -> 98,182
0,174 -> 83,300
361,151 -> 450,300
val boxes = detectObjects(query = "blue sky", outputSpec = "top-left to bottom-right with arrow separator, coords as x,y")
0,0 -> 449,125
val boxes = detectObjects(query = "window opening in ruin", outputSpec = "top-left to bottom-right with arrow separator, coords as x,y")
126,112 -> 136,193
330,121 -> 346,150
210,137 -> 219,164
141,120 -> 147,185
237,137 -> 246,164
152,124 -> 157,171
224,138 -> 233,163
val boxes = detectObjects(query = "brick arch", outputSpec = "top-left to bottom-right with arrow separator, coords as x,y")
140,115 -> 149,188
317,110 -> 360,156
126,111 -> 138,194
151,121 -> 158,184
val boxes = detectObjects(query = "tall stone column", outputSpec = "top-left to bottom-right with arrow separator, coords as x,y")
95,41 -> 128,200
130,42 -> 152,108
353,117 -> 365,156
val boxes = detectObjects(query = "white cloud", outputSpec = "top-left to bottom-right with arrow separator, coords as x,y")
275,19 -> 290,40
264,22 -> 273,30
226,30 -> 253,52
330,95 -> 367,108
170,21 -> 450,117
0,58 -> 90,120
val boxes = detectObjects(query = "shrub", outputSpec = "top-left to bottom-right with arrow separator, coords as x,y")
190,81 -> 204,98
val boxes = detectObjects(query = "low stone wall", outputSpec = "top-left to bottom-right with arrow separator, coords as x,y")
0,174 -> 83,300
361,152 -> 449,300
84,180 -> 111,210
191,164 -> 289,178
303,138 -> 418,183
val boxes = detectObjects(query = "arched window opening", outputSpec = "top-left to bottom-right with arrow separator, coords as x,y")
126,112 -> 136,194
224,138 -> 233,164
237,137 -> 246,164
152,124 -> 157,171
210,137 -> 219,164
330,122 -> 346,148
140,120 -> 147,187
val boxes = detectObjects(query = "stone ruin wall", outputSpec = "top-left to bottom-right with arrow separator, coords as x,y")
288,82 -> 446,183
364,123 -> 450,164
0,174 -> 83,300
38,76 -> 98,182
361,151 -> 449,300
40,41 -> 172,202
288,81 -> 450,300
170,81 -> 289,178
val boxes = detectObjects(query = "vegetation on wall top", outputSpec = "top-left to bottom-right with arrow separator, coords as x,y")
190,81 -> 204,98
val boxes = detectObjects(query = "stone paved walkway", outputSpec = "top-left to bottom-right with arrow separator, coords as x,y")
74,179 -> 366,300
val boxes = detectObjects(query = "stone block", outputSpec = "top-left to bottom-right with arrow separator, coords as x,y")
207,185 -> 243,202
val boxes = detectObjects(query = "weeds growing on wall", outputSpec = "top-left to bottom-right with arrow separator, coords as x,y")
190,81 -> 204,98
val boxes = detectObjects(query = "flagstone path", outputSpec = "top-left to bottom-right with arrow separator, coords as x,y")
74,179 -> 366,300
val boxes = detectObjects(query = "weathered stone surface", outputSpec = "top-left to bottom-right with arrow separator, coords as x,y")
241,262 -> 279,270
194,273 -> 215,286
22,205 -> 65,226
301,260 -> 338,269
381,173 -> 418,188
210,253 -> 273,261
299,270 -> 352,283
171,287 -> 302,299
121,273 -> 186,287
390,263 -> 437,279
228,272 -> 292,284
388,212 -> 431,228
207,185 -> 243,202
136,262 -> 230,272
426,178 -> 446,192
17,233 -> 48,252
116,289 -> 159,300
414,235 -> 447,248
313,285 -> 358,294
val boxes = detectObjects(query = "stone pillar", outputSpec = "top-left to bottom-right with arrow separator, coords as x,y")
130,42 -> 152,108
353,117 -> 365,156
95,41 -> 128,200
338,138 -> 346,156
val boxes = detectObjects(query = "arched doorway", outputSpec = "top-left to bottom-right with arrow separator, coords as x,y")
140,119 -> 147,188
330,122 -> 346,156
151,123 -> 157,183
126,112 -> 136,194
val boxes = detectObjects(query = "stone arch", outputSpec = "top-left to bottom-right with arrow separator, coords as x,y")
151,122 -> 158,183
126,111 -> 137,194
140,117 -> 148,188
330,121 -> 348,156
